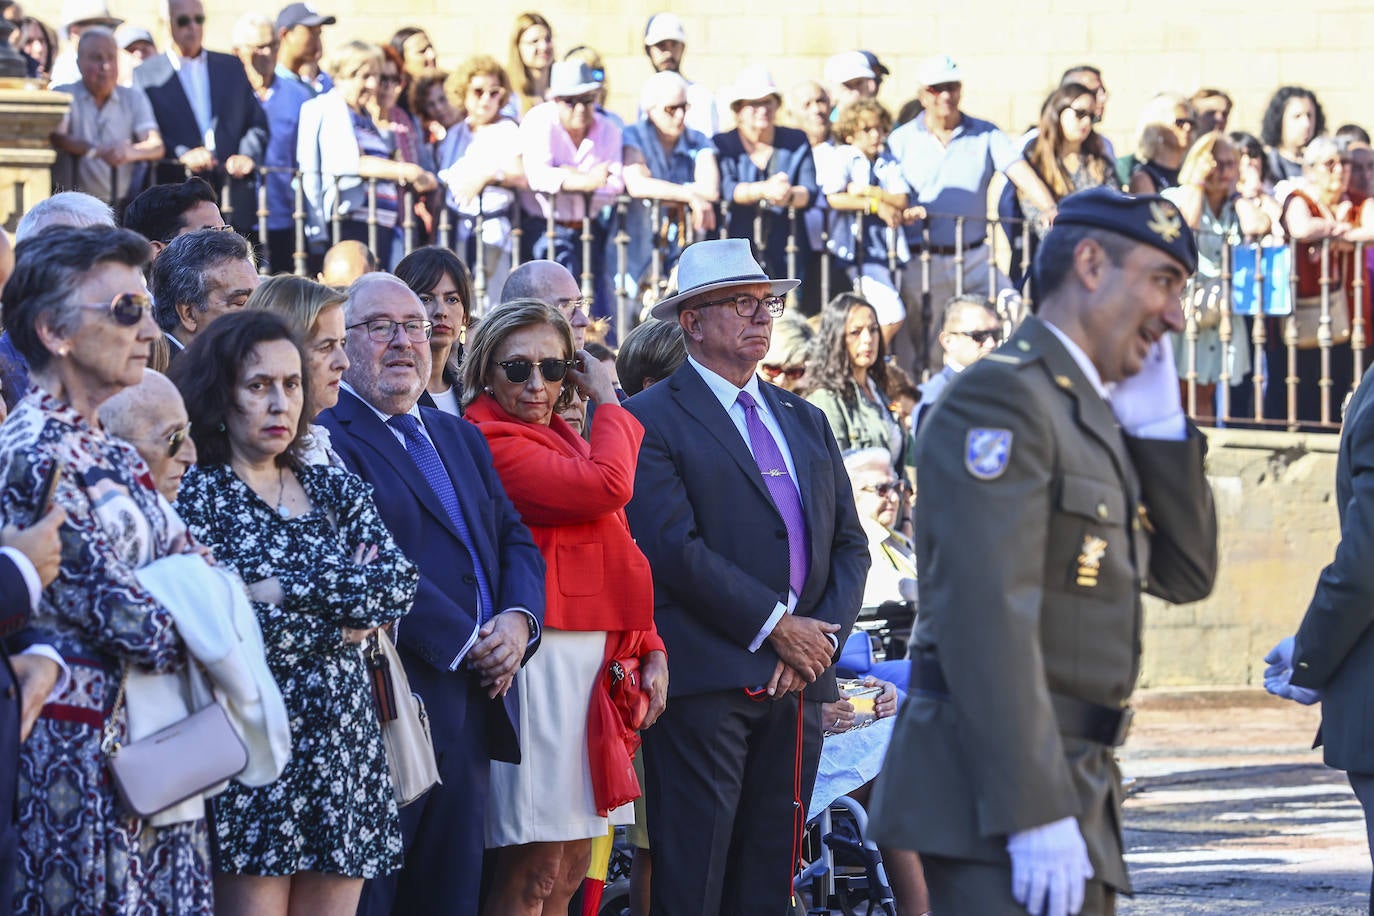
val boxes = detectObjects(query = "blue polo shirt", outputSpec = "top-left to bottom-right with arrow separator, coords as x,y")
887,110 -> 1022,248
259,76 -> 315,231
620,118 -> 714,286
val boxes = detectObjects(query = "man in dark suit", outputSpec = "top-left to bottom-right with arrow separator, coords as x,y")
0,506 -> 66,908
1266,356 -> 1374,909
133,0 -> 267,235
868,188 -> 1218,916
316,272 -> 544,916
623,238 -> 869,915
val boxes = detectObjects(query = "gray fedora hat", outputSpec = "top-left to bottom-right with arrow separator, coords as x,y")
649,239 -> 800,319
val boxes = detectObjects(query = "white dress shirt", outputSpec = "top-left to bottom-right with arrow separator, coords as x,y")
169,49 -> 215,153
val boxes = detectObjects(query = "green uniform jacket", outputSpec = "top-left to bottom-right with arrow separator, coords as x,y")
867,316 -> 1218,891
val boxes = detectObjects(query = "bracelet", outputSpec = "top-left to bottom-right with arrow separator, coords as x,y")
868,198 -> 881,215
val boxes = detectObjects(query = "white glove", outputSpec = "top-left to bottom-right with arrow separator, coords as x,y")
1106,337 -> 1186,440
1263,636 -> 1321,705
1006,816 -> 1094,916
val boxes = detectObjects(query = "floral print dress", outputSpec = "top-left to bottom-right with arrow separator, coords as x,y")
175,462 -> 416,878
0,388 -> 210,915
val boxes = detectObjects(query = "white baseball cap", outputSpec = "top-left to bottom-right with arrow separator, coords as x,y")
644,13 -> 687,47
824,51 -> 876,88
917,54 -> 964,87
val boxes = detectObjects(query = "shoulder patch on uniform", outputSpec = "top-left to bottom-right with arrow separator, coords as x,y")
965,428 -> 1013,480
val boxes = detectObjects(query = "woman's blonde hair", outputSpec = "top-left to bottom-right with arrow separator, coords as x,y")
325,40 -> 384,81
246,274 -> 347,339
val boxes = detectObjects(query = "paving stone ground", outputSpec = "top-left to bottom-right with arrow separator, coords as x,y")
1118,689 -> 1368,914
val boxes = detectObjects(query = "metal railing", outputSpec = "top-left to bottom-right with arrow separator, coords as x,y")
57,164 -> 1364,431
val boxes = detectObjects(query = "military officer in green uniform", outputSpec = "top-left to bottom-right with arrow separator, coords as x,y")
868,187 -> 1219,916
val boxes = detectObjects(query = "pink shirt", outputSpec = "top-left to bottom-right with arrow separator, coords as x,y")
518,100 -> 624,221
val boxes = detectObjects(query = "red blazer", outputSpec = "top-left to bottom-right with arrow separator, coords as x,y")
466,394 -> 662,650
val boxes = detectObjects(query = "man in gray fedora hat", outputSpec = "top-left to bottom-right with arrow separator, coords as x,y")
624,237 -> 869,914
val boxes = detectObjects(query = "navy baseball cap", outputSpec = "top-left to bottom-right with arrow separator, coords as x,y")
1050,187 -> 1198,274
276,2 -> 336,32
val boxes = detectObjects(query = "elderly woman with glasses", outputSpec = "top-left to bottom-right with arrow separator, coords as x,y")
437,56 -> 527,305
171,311 -> 417,916
801,293 -> 905,471
0,226 -> 215,913
462,299 -> 665,916
1264,135 -> 1374,424
298,40 -> 438,270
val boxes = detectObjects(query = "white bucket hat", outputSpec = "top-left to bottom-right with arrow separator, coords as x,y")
650,238 -> 799,319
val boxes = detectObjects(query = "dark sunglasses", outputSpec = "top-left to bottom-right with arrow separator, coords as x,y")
861,480 -> 905,497
955,328 -> 1000,345
497,358 -> 576,384
761,363 -> 805,381
76,292 -> 152,326
661,103 -> 689,116
174,13 -> 206,27
558,93 -> 598,108
163,423 -> 192,458
1064,107 -> 1093,121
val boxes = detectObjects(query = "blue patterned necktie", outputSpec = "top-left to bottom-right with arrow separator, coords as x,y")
736,390 -> 810,596
387,412 -> 492,624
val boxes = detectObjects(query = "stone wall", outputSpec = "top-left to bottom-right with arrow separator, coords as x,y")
1140,427 -> 1341,689
27,0 -> 1374,160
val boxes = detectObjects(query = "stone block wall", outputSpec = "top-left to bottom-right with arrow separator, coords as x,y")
1140,428 -> 1341,689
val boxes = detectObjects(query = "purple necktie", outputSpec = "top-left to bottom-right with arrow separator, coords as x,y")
736,390 -> 810,596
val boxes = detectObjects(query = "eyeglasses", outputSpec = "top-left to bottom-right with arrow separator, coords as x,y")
346,318 -> 434,342
660,103 -> 689,116
927,82 -> 960,95
1315,158 -> 1347,171
761,363 -> 805,381
380,74 -> 402,87
468,86 -> 503,99
174,13 -> 206,27
1174,118 -> 1195,130
695,294 -> 786,319
555,296 -> 590,315
76,292 -> 152,327
1064,107 -> 1093,121
955,328 -> 1000,345
861,480 -> 905,497
496,358 -> 576,384
559,93 -> 598,108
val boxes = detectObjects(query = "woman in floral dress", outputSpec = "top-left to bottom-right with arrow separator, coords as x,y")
0,227 -> 213,913
170,311 -> 417,915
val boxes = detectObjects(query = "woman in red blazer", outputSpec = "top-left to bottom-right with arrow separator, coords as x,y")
463,299 -> 666,916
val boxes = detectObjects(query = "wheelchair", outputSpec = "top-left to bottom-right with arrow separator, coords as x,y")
793,795 -> 898,916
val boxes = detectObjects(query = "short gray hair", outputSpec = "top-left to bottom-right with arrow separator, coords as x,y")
1304,135 -> 1342,168
149,229 -> 255,332
15,192 -> 116,243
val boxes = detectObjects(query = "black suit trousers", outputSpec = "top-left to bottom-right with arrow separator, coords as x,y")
643,689 -> 821,916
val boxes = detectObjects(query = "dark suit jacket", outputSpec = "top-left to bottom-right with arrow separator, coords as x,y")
133,50 -> 269,230
0,554 -> 36,908
623,361 -> 868,702
867,317 -> 1218,891
1293,368 -> 1374,774
317,390 -> 545,762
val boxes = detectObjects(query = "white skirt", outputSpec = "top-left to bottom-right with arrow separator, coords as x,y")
485,627 -> 635,847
